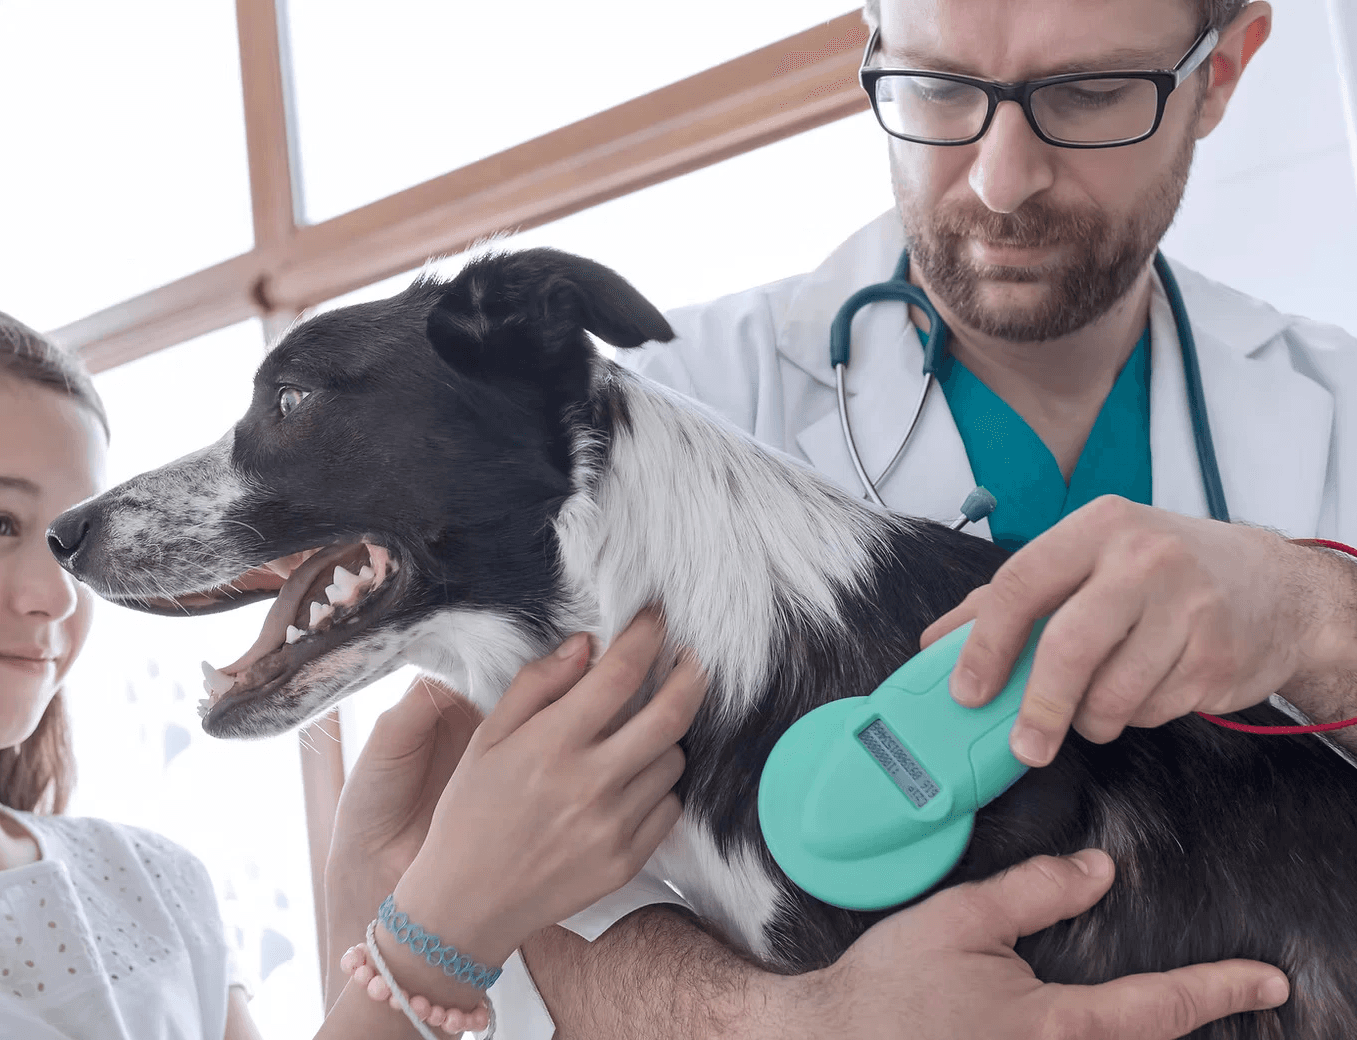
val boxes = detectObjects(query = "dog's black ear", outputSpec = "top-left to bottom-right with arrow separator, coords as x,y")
426,248 -> 674,380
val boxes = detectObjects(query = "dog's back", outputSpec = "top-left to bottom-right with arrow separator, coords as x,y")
697,520 -> 1357,1038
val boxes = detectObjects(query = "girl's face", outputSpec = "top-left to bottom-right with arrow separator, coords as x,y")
0,376 -> 106,749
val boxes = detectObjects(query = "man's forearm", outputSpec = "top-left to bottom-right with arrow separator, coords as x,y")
520,906 -> 820,1040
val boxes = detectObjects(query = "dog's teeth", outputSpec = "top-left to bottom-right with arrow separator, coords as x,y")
357,565 -> 374,582
200,661 -> 235,698
197,698 -> 212,719
286,625 -> 303,644
332,565 -> 364,598
309,602 -> 334,628
325,583 -> 342,605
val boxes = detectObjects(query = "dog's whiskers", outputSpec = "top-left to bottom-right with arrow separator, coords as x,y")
222,518 -> 266,544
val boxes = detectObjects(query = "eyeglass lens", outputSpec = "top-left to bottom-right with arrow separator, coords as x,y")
873,75 -> 1161,145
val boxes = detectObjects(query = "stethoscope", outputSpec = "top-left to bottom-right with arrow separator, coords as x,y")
831,248 -> 1231,524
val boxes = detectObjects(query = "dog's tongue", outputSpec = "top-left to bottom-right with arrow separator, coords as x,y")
220,545 -> 356,676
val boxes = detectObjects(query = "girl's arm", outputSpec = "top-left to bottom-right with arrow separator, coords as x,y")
300,611 -> 704,1038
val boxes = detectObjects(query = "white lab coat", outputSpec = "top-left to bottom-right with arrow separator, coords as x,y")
627,210 -> 1357,544
496,210 -> 1357,1038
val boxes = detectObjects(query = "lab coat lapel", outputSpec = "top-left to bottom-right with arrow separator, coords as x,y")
1149,260 -> 1332,536
783,213 -> 992,537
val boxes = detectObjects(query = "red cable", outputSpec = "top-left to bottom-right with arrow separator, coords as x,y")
1195,539 -> 1357,735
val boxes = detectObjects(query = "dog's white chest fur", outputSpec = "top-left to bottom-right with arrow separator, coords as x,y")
399,368 -> 897,961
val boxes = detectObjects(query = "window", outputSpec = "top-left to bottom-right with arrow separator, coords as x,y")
0,0 -> 253,330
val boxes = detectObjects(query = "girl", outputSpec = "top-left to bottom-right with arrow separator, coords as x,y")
0,310 -> 705,1039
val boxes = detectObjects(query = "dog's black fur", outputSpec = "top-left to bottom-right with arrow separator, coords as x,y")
53,249 -> 1357,1037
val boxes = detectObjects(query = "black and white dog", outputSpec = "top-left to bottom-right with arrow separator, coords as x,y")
50,249 -> 1357,1036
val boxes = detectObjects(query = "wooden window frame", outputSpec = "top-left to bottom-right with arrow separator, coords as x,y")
53,0 -> 870,989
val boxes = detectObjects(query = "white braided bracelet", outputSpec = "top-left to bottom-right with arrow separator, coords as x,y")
362,918 -> 498,1039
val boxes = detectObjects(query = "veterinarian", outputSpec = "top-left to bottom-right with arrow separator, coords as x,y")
435,0 -> 1357,1035
0,314 -> 713,1038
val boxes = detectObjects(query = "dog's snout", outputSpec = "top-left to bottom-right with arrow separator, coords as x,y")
47,509 -> 92,567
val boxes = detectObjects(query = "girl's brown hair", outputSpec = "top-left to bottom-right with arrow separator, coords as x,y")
0,312 -> 109,813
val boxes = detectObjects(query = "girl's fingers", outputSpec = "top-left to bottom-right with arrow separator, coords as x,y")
616,743 -> 687,837
364,675 -> 475,760
603,651 -> 707,781
627,790 -> 685,865
551,611 -> 668,745
475,633 -> 591,747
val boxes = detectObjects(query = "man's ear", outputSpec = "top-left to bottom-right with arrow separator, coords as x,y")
1196,1 -> 1272,139
426,248 -> 675,383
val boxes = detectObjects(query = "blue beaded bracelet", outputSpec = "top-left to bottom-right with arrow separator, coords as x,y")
377,894 -> 503,990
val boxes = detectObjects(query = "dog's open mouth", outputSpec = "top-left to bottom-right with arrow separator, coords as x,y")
127,541 -> 402,721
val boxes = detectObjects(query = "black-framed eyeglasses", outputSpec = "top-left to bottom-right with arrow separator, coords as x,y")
859,26 -> 1219,149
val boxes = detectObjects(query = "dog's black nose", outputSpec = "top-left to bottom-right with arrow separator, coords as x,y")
47,510 -> 92,566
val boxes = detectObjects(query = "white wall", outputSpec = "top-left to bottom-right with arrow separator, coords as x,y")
1162,0 -> 1357,334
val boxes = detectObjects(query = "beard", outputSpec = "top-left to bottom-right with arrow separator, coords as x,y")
892,129 -> 1196,342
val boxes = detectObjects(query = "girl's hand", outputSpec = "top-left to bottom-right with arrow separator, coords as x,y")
323,676 -> 482,1008
383,611 -> 706,1006
327,677 -> 483,894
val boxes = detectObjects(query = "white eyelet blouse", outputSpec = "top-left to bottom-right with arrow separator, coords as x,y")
0,807 -> 243,1040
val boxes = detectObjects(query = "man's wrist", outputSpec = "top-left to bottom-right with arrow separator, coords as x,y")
1293,540 -> 1357,673
1279,538 -> 1357,722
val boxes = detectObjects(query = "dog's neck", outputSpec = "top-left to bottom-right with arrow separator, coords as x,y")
550,361 -> 897,723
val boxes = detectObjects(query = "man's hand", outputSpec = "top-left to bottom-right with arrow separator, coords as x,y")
812,850 -> 1289,1039
921,496 -> 1343,766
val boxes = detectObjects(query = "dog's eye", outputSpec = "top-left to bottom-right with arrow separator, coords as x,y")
278,387 -> 310,418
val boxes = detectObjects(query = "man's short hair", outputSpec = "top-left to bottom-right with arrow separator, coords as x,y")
861,0 -> 1247,35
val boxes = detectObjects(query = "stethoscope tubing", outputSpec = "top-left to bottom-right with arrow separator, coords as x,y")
836,363 -> 934,508
834,249 -> 1229,523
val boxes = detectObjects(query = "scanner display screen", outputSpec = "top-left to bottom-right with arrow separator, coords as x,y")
857,719 -> 940,808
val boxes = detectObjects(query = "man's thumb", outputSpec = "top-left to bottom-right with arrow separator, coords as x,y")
959,849 -> 1117,944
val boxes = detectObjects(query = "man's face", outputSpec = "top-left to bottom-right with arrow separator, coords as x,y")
882,0 -> 1207,342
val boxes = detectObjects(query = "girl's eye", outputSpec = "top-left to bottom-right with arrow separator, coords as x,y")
0,514 -> 16,538
278,387 -> 310,418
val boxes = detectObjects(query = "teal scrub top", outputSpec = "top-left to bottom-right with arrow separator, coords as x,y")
923,327 -> 1152,552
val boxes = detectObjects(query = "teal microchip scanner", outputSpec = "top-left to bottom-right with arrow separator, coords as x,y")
757,618 -> 1046,910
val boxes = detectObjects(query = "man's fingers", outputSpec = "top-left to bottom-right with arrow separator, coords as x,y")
1048,960 -> 1289,1039
939,850 -> 1116,945
476,632 -> 591,747
605,651 -> 708,780
1007,580 -> 1144,765
920,595 -> 979,649
940,502 -> 1126,711
1076,614 -> 1188,739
